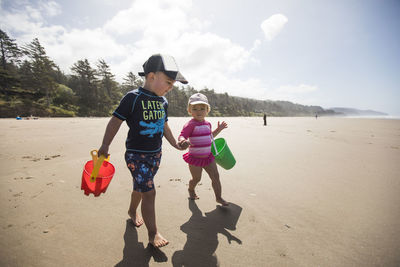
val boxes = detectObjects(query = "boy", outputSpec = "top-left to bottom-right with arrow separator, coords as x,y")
98,54 -> 189,248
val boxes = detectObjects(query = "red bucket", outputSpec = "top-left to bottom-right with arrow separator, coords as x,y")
81,160 -> 115,197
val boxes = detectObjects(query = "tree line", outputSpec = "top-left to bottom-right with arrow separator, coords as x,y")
0,29 -> 335,118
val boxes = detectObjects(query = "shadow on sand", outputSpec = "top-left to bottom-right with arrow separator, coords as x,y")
172,200 -> 242,267
115,219 -> 168,267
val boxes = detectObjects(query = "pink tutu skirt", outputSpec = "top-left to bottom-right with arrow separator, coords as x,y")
183,153 -> 215,167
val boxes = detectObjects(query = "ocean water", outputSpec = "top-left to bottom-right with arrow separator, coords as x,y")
343,115 -> 400,120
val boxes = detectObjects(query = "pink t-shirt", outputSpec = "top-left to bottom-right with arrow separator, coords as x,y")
179,119 -> 212,157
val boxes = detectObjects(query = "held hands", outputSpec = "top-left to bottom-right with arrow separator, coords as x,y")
177,139 -> 191,150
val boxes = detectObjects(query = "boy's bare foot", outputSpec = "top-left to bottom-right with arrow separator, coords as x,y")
149,232 -> 169,248
128,211 -> 144,227
188,189 -> 199,200
216,198 -> 229,206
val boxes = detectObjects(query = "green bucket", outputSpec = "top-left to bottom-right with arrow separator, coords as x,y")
211,138 -> 236,170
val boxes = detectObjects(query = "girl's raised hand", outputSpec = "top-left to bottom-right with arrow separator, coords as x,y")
217,121 -> 228,131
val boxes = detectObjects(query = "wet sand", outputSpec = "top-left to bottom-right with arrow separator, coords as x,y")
0,117 -> 399,266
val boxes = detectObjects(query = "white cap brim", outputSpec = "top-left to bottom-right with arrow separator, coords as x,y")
189,101 -> 211,111
190,101 -> 210,106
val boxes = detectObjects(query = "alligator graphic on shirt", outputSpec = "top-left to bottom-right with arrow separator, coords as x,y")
139,119 -> 164,137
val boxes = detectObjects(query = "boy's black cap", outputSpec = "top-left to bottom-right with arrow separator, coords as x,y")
138,54 -> 188,84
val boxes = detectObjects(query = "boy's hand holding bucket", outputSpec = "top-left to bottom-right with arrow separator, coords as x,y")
81,150 -> 115,197
98,144 -> 110,159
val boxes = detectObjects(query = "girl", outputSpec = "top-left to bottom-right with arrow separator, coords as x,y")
178,93 -> 229,206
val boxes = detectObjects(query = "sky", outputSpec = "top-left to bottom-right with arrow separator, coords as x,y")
1,0 -> 399,115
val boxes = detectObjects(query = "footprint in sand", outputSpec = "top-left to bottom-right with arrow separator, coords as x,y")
13,176 -> 34,181
1,224 -> 13,230
45,212 -> 55,218
31,190 -> 44,199
169,178 -> 182,182
45,155 -> 61,160
23,154 -> 61,161
24,221 -> 36,228
13,192 -> 23,197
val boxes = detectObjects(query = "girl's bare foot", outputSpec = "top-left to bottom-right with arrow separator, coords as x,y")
216,198 -> 229,206
188,189 -> 199,200
128,211 -> 144,227
149,232 -> 169,248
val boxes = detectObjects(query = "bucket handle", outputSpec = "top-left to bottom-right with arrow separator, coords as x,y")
211,135 -> 219,156
90,150 -> 110,183
91,150 -> 110,164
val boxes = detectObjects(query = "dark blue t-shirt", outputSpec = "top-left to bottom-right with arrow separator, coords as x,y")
113,87 -> 168,153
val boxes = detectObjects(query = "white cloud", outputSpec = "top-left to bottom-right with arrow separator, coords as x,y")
104,0 -> 195,36
0,11 -> 42,41
250,39 -> 261,53
46,28 -> 128,71
1,0 -> 297,103
199,75 -> 266,100
25,5 -> 43,21
261,14 -> 288,41
177,32 -> 250,72
1,0 -> 254,81
100,0 -> 254,82
39,1 -> 62,17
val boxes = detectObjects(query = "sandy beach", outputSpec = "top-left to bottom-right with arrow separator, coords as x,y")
0,116 -> 399,266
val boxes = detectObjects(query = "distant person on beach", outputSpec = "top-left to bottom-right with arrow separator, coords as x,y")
263,113 -> 267,126
97,54 -> 189,248
178,93 -> 229,206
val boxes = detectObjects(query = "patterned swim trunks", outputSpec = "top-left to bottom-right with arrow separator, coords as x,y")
125,151 -> 162,193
